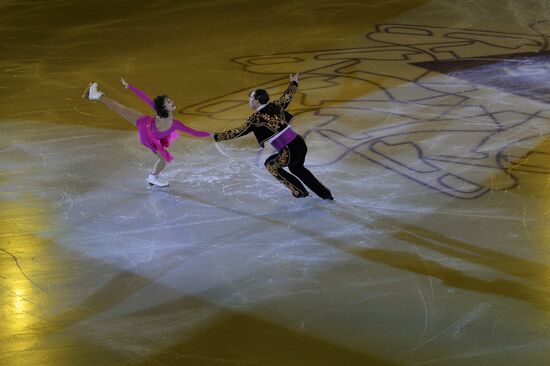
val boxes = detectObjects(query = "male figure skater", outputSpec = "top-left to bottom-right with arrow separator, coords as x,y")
213,73 -> 333,200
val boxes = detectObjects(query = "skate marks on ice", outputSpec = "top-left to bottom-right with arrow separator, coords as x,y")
181,23 -> 550,199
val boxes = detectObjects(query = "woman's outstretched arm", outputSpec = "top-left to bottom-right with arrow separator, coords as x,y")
121,77 -> 155,110
173,120 -> 212,138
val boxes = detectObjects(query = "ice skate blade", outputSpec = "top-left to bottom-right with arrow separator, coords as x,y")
82,82 -> 92,99
148,182 -> 169,188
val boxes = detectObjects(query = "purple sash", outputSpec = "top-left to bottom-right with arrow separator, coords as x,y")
270,127 -> 298,151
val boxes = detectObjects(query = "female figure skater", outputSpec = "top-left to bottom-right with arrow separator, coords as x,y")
83,78 -> 211,187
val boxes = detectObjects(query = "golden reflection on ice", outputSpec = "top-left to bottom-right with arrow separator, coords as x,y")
1,198 -> 50,360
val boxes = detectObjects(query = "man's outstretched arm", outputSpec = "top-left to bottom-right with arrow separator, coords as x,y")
214,115 -> 255,141
274,73 -> 299,110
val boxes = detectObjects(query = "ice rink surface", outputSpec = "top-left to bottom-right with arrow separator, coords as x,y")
2,1 -> 550,365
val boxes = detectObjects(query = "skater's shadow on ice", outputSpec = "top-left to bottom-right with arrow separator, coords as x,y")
168,186 -> 550,312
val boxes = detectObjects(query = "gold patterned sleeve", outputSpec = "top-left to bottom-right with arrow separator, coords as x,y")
273,81 -> 298,109
213,115 -> 255,142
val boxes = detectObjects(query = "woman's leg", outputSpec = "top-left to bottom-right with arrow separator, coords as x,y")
152,151 -> 166,175
147,152 -> 169,187
98,95 -> 144,126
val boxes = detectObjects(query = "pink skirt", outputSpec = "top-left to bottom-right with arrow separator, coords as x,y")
136,116 -> 179,162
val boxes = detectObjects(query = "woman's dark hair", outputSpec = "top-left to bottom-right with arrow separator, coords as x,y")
154,95 -> 170,118
253,89 -> 269,105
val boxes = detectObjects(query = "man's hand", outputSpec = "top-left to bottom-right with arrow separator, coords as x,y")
290,72 -> 299,83
120,77 -> 129,89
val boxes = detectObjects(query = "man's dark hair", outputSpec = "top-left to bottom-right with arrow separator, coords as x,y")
154,95 -> 170,118
253,89 -> 269,105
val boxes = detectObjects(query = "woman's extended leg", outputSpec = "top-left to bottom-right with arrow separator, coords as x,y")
84,82 -> 144,125
98,95 -> 144,126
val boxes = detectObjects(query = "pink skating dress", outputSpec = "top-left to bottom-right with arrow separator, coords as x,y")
129,84 -> 210,162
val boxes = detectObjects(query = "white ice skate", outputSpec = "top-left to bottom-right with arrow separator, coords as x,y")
147,174 -> 169,187
82,82 -> 104,100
